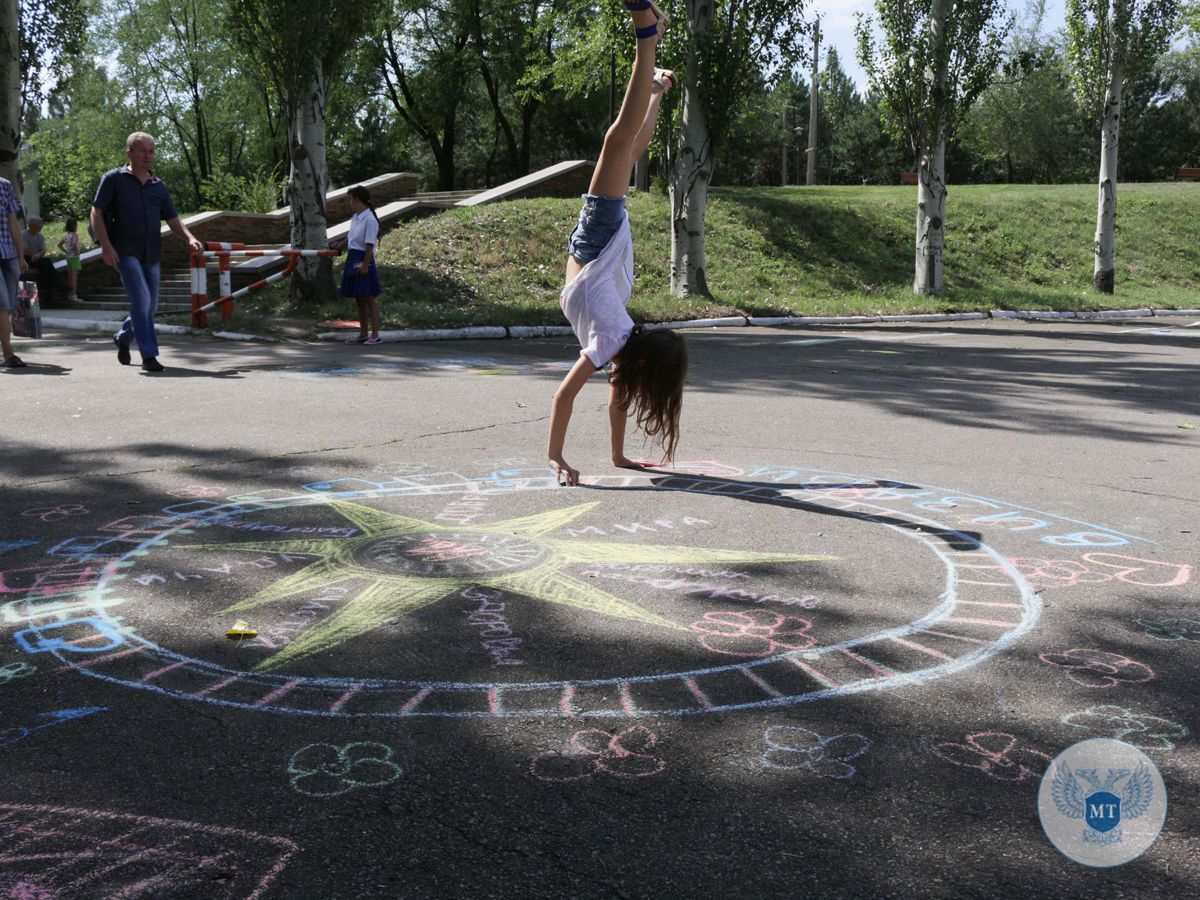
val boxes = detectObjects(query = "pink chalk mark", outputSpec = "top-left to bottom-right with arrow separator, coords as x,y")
889,635 -> 954,662
739,667 -> 782,698
945,616 -> 1019,628
67,632 -> 112,646
400,687 -> 431,715
255,680 -> 300,707
839,647 -> 893,677
788,655 -> 837,688
191,674 -> 242,698
684,676 -> 715,709
56,647 -> 144,674
329,683 -> 362,713
559,685 -> 576,716
141,660 -> 189,682
487,686 -> 501,716
921,629 -> 988,646
0,803 -> 298,900
618,681 -> 637,716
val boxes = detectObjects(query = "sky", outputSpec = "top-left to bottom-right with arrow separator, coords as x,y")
811,0 -> 1068,92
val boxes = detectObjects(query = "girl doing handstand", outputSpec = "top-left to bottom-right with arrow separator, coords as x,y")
547,0 -> 687,486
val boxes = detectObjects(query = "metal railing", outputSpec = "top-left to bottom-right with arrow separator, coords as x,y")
190,242 -> 341,328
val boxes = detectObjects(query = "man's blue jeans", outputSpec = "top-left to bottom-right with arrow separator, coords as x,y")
114,256 -> 161,359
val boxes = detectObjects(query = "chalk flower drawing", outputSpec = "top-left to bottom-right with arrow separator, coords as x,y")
690,610 -> 816,658
1135,616 -> 1200,643
1037,648 -> 1155,688
928,732 -> 1051,783
20,504 -> 88,523
188,500 -> 828,671
1009,554 -> 1192,590
531,726 -> 666,781
760,726 -> 870,780
287,742 -> 403,797
0,662 -> 36,684
1060,705 -> 1189,752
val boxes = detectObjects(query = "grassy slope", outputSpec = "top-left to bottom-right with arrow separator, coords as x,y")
237,183 -> 1200,330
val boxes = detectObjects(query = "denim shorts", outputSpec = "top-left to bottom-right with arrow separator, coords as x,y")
567,194 -> 626,264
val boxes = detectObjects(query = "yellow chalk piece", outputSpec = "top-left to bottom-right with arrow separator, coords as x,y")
226,619 -> 257,638
1179,423 -> 1195,430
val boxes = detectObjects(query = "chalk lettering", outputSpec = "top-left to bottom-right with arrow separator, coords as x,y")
461,590 -> 525,667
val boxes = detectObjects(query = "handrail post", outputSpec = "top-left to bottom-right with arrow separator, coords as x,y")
190,250 -> 208,329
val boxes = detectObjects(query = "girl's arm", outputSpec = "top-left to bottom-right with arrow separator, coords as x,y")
547,355 -> 599,485
359,242 -> 374,272
608,382 -> 660,470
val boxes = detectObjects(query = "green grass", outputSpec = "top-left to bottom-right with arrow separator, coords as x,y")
231,183 -> 1200,332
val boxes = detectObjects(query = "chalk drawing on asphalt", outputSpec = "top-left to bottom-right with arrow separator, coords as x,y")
287,741 -> 403,797
759,726 -> 871,780
0,802 -> 298,899
531,726 -> 665,781
1060,705 -> 1189,751
4,462 -> 1181,719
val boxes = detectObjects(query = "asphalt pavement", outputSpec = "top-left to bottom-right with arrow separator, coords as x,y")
1,316 -> 1198,898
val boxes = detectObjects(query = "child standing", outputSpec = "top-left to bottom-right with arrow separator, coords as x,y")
547,1 -> 688,486
57,216 -> 81,303
339,185 -> 383,345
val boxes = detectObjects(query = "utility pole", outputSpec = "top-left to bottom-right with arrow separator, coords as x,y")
781,104 -> 788,186
806,16 -> 820,186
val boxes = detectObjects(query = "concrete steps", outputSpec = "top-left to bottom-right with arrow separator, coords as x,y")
72,256 -> 282,313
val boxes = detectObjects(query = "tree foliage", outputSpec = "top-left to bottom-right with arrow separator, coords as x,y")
1064,0 -> 1179,115
856,0 -> 1011,159
18,0 -> 87,117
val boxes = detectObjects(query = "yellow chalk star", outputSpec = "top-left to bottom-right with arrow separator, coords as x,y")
187,500 -> 835,671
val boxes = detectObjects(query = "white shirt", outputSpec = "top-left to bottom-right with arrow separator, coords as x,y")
559,212 -> 634,369
347,208 -> 379,251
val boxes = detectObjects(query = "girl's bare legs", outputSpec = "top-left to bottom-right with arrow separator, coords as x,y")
589,9 -> 662,199
355,298 -> 369,340
368,298 -> 381,337
565,7 -> 666,283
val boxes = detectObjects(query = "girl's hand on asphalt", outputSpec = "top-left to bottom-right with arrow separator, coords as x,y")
613,456 -> 659,471
550,456 -> 580,486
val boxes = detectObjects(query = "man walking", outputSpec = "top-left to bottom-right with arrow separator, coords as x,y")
0,174 -> 29,368
91,132 -> 203,372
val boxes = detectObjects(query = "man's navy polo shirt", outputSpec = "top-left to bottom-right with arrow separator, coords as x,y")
92,167 -> 178,263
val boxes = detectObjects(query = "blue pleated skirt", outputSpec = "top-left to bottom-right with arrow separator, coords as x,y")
340,248 -> 382,297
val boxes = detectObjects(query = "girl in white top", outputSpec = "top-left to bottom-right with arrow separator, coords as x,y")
338,185 -> 383,344
547,1 -> 687,486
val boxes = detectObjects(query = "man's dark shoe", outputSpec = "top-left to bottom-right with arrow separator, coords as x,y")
141,357 -> 165,373
115,339 -> 130,366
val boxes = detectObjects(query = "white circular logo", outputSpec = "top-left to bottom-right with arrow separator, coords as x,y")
1038,738 -> 1167,867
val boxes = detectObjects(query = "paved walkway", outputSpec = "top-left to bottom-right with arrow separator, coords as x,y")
1,318 -> 1197,897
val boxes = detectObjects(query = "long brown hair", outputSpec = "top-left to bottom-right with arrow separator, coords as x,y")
611,326 -> 688,462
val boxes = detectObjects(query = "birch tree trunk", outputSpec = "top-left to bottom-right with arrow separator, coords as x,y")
0,0 -> 20,185
1093,50 -> 1123,293
288,63 -> 334,304
914,139 -> 947,294
914,0 -> 951,296
669,0 -> 713,298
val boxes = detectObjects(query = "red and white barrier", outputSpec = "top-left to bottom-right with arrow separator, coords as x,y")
190,242 -> 340,328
